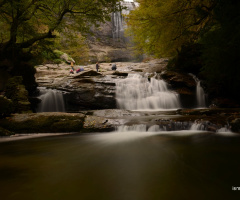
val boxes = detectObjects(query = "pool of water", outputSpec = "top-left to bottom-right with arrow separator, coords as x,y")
0,131 -> 240,200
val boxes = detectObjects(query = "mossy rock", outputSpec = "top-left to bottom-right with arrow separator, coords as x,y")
0,113 -> 85,133
0,126 -> 13,136
4,76 -> 32,113
83,115 -> 114,132
0,95 -> 14,117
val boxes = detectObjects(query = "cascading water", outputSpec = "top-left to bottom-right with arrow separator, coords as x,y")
112,12 -> 124,39
112,1 -> 138,39
37,87 -> 65,112
116,74 -> 181,110
116,122 -> 231,134
189,74 -> 206,108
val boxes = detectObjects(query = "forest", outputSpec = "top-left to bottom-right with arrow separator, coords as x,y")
126,0 -> 240,102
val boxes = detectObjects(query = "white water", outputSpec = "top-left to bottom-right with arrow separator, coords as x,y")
189,74 -> 206,108
37,88 -> 65,112
116,74 -> 181,110
112,1 -> 138,39
190,121 -> 206,131
112,11 -> 124,39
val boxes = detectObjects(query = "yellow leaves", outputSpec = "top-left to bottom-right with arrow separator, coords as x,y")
126,0 -> 214,57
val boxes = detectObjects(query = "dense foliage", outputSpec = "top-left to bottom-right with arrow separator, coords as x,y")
0,0 -> 122,50
0,0 -> 122,93
126,0 -> 240,101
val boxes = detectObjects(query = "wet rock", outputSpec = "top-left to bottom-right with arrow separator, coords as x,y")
160,71 -> 197,108
161,71 -> 196,90
230,118 -> 240,133
83,115 -> 115,132
112,71 -> 128,76
74,70 -> 102,77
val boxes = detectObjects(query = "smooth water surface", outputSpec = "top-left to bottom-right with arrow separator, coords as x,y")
0,131 -> 240,200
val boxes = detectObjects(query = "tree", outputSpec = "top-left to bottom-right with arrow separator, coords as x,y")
0,0 -> 122,51
0,0 -> 122,92
200,0 -> 240,100
126,0 -> 216,57
126,0 -> 240,101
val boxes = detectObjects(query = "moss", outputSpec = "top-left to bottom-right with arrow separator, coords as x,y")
0,126 -> 13,136
53,50 -> 65,57
0,95 -> 14,117
4,76 -> 32,113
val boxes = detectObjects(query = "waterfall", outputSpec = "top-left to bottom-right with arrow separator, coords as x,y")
189,74 -> 206,108
112,1 -> 138,39
37,87 -> 65,112
112,12 -> 124,39
116,74 -> 181,110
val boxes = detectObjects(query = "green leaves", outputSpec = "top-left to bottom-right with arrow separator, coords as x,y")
0,0 -> 122,49
126,0 -> 216,57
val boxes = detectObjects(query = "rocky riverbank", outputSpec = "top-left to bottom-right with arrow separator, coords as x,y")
1,108 -> 240,137
1,59 -> 240,137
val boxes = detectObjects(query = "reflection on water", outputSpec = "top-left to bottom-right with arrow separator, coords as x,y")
0,131 -> 240,200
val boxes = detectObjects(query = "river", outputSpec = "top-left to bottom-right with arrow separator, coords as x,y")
0,131 -> 240,200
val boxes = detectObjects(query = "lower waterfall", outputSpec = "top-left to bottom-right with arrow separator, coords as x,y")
37,88 -> 65,112
116,74 -> 181,110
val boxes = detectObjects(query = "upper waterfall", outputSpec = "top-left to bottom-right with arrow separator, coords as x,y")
116,74 -> 181,110
112,1 -> 138,39
37,88 -> 65,112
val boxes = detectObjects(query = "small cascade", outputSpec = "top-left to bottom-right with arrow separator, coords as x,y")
37,88 -> 65,112
190,121 -> 206,131
117,121 -> 231,133
117,124 -> 147,132
116,74 -> 181,110
117,122 -> 191,132
189,74 -> 206,108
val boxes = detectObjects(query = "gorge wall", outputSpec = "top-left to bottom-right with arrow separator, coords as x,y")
88,1 -> 139,63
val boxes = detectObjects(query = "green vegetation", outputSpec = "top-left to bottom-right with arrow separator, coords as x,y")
126,0 -> 240,101
0,0 -> 122,92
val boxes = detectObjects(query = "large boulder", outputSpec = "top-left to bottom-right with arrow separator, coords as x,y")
161,71 -> 197,108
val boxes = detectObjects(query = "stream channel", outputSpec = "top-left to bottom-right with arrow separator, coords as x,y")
1,69 -> 240,200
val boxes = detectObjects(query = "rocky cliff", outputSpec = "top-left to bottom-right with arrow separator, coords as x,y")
88,1 -> 139,62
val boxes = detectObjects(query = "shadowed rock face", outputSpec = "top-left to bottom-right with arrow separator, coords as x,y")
160,71 -> 198,108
